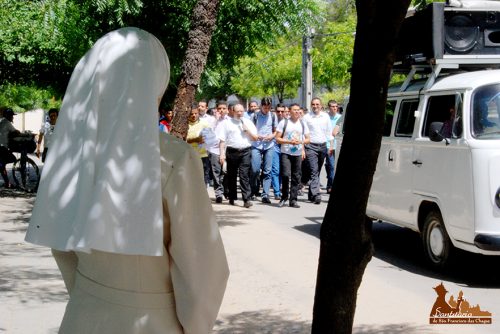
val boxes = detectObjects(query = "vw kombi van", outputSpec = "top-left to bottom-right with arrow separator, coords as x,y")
339,66 -> 500,267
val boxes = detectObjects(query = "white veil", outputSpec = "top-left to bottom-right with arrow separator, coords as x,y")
25,27 -> 170,256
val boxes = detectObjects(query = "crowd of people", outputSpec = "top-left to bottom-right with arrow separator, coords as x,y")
162,96 -> 343,209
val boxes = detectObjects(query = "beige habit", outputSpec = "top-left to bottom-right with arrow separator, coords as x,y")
25,27 -> 229,334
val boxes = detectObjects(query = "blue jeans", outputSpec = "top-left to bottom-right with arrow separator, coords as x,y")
325,151 -> 335,190
250,146 -> 273,198
271,148 -> 281,197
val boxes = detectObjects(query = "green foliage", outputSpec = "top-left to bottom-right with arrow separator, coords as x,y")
230,6 -> 355,104
317,87 -> 350,107
0,0 -> 323,104
0,0 -> 101,93
312,15 -> 356,90
231,37 -> 302,102
0,84 -> 60,112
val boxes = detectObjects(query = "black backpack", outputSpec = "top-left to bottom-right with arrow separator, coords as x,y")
281,118 -> 305,137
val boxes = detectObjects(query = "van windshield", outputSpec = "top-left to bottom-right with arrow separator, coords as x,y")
472,84 -> 500,139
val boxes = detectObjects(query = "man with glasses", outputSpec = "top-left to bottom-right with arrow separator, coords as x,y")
303,98 -> 333,204
271,103 -> 287,200
218,103 -> 258,208
325,100 -> 342,194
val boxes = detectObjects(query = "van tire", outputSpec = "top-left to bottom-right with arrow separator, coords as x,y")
422,211 -> 453,267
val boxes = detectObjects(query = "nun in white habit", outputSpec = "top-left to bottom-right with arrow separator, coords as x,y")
25,27 -> 229,334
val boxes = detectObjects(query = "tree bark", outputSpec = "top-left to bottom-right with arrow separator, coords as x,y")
170,0 -> 220,139
311,1 -> 411,333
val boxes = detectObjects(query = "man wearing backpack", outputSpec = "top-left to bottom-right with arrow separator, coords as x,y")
249,97 -> 278,203
275,103 -> 310,208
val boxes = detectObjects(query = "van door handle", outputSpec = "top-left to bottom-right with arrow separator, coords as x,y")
388,150 -> 394,162
412,160 -> 422,166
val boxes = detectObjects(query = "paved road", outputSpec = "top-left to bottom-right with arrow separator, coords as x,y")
214,188 -> 500,334
2,176 -> 500,333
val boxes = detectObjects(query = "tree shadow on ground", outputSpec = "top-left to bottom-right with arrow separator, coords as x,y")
0,265 -> 67,304
214,310 -> 310,334
371,221 -> 500,288
293,217 -> 322,238
0,188 -> 37,199
354,323 -> 436,334
293,219 -> 500,288
215,209 -> 259,228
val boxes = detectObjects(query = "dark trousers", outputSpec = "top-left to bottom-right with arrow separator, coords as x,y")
208,152 -> 225,198
201,156 -> 210,186
301,158 -> 310,185
305,143 -> 327,199
0,146 -> 16,184
280,153 -> 302,202
226,147 -> 252,202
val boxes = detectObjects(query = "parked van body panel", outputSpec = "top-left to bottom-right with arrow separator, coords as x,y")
473,149 -> 500,235
368,137 -> 414,227
411,137 -> 474,244
338,69 -> 500,264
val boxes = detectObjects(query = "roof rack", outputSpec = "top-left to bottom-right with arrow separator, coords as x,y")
394,55 -> 500,92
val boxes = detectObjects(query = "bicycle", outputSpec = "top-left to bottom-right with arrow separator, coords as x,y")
8,133 -> 40,192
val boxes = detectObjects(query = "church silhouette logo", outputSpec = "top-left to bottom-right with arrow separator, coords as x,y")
429,282 -> 492,324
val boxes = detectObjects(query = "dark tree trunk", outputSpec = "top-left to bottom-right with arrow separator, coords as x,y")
311,1 -> 411,333
170,0 -> 220,139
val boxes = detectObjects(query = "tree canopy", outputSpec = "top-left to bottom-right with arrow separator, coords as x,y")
0,0 -> 322,110
230,5 -> 356,105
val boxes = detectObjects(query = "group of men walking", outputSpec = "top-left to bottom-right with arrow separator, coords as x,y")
182,97 -> 342,209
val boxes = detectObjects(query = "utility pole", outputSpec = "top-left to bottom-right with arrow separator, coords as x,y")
301,28 -> 314,111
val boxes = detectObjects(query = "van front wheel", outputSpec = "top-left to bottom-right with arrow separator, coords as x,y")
422,211 -> 453,267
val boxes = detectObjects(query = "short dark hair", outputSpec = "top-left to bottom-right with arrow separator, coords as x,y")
216,100 -> 227,107
276,103 -> 285,108
48,108 -> 59,116
327,100 -> 338,107
261,97 -> 272,106
289,103 -> 300,109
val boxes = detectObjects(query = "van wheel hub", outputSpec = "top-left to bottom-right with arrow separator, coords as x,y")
429,225 -> 445,256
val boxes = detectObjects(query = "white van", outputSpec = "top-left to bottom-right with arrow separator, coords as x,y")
338,65 -> 500,267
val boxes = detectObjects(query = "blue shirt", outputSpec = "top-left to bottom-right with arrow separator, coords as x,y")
327,113 -> 342,150
251,111 -> 277,150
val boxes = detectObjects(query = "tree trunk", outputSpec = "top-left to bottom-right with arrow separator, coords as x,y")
170,0 -> 220,139
311,1 -> 411,333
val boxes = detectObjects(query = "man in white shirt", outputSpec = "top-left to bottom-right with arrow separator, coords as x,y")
302,97 -> 333,204
207,100 -> 229,203
198,99 -> 216,129
325,100 -> 342,194
217,103 -> 258,208
36,108 -> 59,163
275,103 -> 310,208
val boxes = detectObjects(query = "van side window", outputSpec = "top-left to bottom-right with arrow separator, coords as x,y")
423,94 -> 462,138
472,84 -> 500,138
395,100 -> 418,137
384,100 -> 396,136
